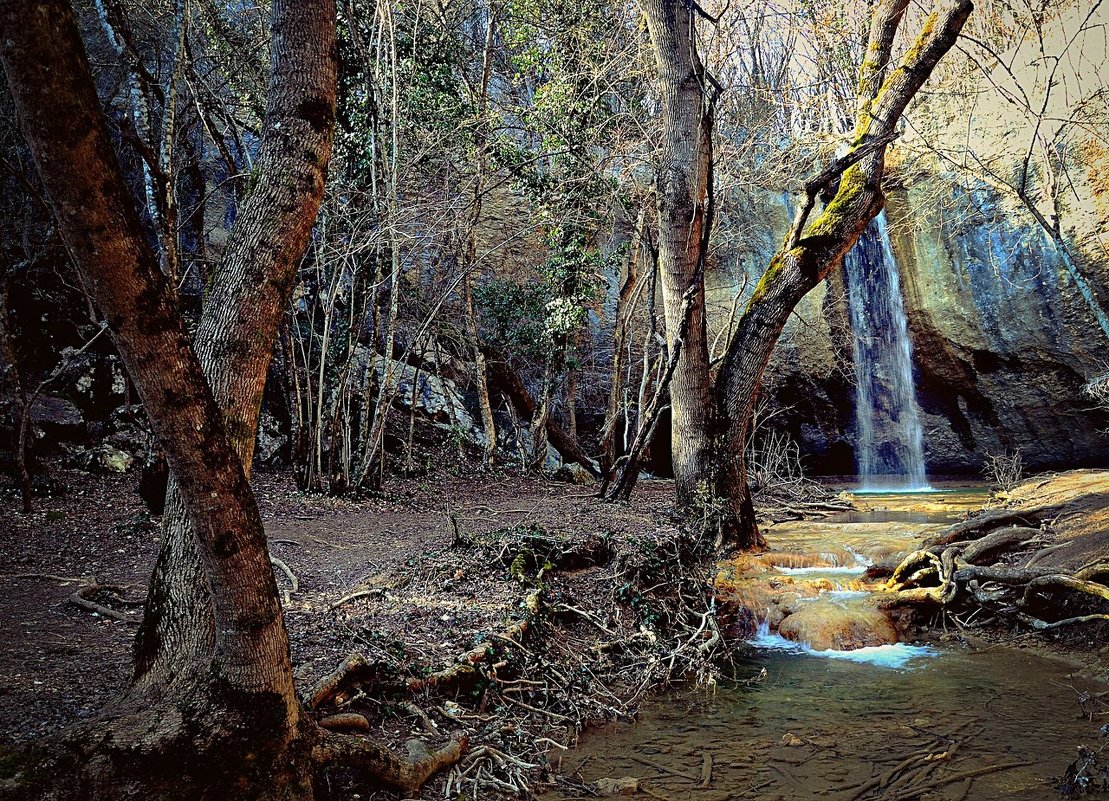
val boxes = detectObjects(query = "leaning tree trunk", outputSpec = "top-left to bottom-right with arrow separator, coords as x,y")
640,0 -> 717,508
714,0 -> 974,549
130,0 -> 338,696
3,3 -> 462,798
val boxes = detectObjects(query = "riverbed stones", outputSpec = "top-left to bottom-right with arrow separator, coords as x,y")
595,776 -> 639,795
777,599 -> 899,651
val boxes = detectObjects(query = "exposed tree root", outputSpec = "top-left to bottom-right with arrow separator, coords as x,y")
318,713 -> 370,732
68,584 -> 138,623
886,506 -> 1109,635
923,510 -> 1042,549
312,730 -> 466,793
1076,560 -> 1109,584
960,526 -> 1041,565
306,653 -> 377,711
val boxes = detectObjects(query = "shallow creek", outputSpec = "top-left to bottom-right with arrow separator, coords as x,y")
546,486 -> 1108,800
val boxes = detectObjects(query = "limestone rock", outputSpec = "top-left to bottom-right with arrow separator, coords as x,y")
552,462 -> 595,485
86,443 -> 135,474
255,411 -> 287,464
777,600 -> 899,651
595,777 -> 639,795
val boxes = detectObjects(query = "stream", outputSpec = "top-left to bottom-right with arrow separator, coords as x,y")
546,486 -> 1108,800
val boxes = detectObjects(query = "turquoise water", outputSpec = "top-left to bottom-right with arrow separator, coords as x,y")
549,645 -> 1106,800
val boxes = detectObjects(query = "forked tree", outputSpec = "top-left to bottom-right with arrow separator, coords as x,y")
0,1 -> 461,798
628,0 -> 973,549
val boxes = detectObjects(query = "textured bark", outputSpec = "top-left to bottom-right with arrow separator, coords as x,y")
0,0 -> 337,796
714,0 -> 974,549
640,0 -> 716,507
132,0 -> 338,693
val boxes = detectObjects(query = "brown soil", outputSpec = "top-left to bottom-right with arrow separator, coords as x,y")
0,459 -> 686,797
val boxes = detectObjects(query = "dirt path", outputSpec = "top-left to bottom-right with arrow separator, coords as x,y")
0,465 -> 675,744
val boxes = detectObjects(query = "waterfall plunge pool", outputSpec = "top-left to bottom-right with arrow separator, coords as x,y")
542,486 -> 1107,801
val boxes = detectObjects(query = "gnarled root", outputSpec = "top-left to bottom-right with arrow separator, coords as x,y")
923,510 -> 1042,549
884,518 -> 1109,634
68,584 -> 139,623
960,526 -> 1041,565
1075,560 -> 1109,584
305,653 -> 377,710
1020,574 -> 1109,608
313,730 -> 466,792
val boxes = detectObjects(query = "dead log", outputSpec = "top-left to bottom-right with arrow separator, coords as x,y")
483,347 -> 600,477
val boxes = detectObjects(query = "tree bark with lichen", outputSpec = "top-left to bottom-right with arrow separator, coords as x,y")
712,0 -> 975,550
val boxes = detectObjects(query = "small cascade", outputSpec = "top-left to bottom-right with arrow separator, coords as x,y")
750,620 -> 936,669
844,212 -> 931,492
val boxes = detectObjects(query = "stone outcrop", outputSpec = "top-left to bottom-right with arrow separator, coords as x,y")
703,175 -> 1109,476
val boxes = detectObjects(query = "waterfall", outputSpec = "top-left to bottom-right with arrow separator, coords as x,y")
844,212 -> 931,492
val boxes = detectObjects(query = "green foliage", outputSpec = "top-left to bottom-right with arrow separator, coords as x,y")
474,278 -> 548,359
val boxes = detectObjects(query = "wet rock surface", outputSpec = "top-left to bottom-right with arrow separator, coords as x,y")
702,181 -> 1109,476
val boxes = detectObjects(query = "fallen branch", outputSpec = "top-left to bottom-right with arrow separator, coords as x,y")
68,584 -> 136,623
327,587 -> 384,611
270,554 -> 298,605
883,761 -> 1033,801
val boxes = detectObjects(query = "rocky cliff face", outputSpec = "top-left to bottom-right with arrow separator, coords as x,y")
706,176 -> 1109,477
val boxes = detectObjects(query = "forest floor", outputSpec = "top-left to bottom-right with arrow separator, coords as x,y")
1,462 -> 1107,798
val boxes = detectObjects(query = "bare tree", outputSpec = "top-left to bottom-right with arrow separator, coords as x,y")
0,0 -> 461,796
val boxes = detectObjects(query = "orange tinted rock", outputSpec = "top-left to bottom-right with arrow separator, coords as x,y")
778,601 -> 899,651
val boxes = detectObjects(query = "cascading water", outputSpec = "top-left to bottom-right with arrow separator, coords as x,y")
844,212 -> 931,492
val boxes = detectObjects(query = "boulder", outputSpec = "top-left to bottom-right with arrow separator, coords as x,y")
552,461 -> 595,485
30,396 -> 84,439
255,411 -> 287,464
777,600 -> 899,651
86,444 -> 135,474
595,777 -> 639,796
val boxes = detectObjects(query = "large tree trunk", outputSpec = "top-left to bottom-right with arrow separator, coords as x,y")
0,0 -> 336,796
130,0 -> 338,695
714,0 -> 974,549
640,0 -> 716,508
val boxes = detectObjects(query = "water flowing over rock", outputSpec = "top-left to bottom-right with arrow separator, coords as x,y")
843,212 -> 930,490
701,180 -> 1109,475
